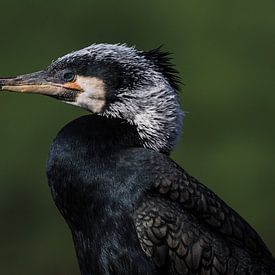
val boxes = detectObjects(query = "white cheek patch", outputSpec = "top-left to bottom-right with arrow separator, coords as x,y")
74,76 -> 106,113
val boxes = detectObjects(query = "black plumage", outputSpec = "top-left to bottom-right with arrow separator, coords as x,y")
1,43 -> 275,274
47,115 -> 275,275
143,46 -> 182,91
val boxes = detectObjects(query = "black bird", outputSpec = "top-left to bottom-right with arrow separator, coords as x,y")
0,44 -> 275,275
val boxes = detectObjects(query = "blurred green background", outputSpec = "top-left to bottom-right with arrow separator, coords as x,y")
0,0 -> 274,274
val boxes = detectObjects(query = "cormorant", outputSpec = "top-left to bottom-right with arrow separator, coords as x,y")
0,44 -> 275,275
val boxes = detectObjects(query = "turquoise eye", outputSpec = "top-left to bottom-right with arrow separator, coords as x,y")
63,72 -> 76,82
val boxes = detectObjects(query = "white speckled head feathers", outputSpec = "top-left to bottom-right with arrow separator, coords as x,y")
49,43 -> 184,153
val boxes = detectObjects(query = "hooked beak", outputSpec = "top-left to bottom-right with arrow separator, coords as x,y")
0,71 -> 82,101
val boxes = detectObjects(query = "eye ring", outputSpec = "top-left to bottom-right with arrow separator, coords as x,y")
63,72 -> 76,82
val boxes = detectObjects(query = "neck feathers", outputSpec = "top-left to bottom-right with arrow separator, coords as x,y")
103,83 -> 183,154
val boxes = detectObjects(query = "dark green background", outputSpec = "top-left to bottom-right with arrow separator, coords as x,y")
0,0 -> 274,274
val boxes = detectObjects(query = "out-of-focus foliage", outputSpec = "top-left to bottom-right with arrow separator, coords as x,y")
0,0 -> 274,274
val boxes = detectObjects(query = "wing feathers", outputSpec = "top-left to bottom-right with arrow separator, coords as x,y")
152,162 -> 271,259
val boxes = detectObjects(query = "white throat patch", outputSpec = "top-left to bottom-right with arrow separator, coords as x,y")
70,76 -> 106,113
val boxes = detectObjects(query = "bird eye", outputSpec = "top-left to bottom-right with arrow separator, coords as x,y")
63,72 -> 76,82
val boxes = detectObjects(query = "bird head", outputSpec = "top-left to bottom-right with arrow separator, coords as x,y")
0,44 -> 183,153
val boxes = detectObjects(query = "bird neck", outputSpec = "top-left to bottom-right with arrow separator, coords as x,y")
46,115 -> 152,274
47,115 -> 146,224
103,83 -> 183,154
